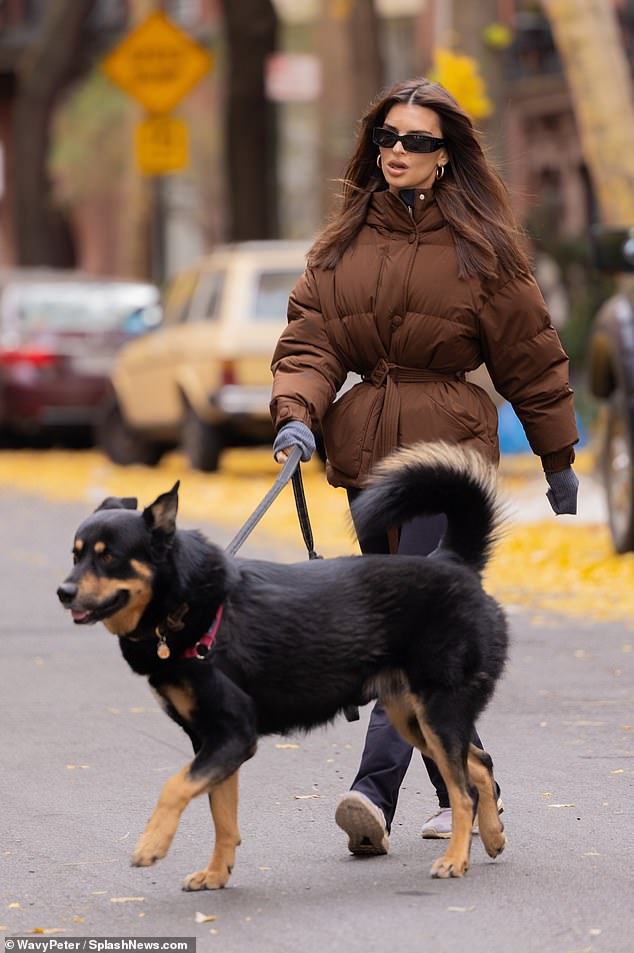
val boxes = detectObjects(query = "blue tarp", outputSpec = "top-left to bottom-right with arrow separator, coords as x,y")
497,402 -> 587,454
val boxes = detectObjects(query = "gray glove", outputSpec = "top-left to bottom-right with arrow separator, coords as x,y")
273,420 -> 315,463
545,467 -> 579,515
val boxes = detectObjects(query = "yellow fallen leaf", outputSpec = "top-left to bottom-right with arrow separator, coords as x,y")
110,897 -> 145,903
275,743 -> 299,749
447,906 -> 475,912
548,803 -> 576,808
294,794 -> 320,799
610,769 -> 625,774
29,929 -> 66,935
195,912 -> 217,923
8,903 -> 21,909
258,866 -> 270,871
65,765 -> 89,770
73,917 -> 85,923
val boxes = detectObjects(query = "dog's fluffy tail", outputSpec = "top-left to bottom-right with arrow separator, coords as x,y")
351,441 -> 503,572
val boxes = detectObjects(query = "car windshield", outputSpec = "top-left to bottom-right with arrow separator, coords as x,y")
5,282 -> 158,334
253,269 -> 304,320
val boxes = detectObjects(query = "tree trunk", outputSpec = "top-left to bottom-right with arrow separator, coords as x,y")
541,0 -> 634,226
13,0 -> 97,266
318,0 -> 383,217
218,0 -> 278,241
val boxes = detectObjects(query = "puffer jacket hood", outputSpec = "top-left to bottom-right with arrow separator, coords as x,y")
271,190 -> 577,488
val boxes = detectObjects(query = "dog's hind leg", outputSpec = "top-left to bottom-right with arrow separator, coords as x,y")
182,770 -> 241,891
468,745 -> 506,858
382,693 -> 474,878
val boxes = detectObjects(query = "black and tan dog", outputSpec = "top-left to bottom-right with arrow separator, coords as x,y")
57,441 -> 508,889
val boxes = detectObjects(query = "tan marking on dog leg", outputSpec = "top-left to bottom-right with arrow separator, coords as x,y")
183,771 -> 241,891
468,745 -> 507,858
382,694 -> 431,754
131,765 -> 211,868
161,684 -> 197,722
409,697 -> 474,879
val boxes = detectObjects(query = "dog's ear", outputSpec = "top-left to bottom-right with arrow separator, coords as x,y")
142,482 -> 180,536
94,496 -> 138,512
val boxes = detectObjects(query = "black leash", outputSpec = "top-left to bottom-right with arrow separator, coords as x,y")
225,446 -> 360,723
226,446 -> 320,559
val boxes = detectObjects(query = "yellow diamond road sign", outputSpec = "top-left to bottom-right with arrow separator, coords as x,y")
102,12 -> 213,114
135,115 -> 189,175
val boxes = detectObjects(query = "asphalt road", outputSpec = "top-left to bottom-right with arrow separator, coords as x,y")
1,489 -> 633,953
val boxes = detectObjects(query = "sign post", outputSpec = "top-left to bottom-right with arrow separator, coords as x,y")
102,11 -> 213,174
101,11 -> 213,282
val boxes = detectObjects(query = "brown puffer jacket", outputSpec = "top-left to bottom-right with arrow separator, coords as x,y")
271,189 -> 578,488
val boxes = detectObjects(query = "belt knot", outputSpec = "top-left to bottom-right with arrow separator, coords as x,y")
367,359 -> 392,387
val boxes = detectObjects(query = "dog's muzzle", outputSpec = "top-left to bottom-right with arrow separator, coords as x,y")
57,582 -> 78,605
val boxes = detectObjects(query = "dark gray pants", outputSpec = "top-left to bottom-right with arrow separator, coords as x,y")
347,495 -> 488,831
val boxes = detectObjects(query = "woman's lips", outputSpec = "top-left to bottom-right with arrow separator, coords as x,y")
386,161 -> 408,175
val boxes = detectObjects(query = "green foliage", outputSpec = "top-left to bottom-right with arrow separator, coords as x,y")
49,69 -> 131,206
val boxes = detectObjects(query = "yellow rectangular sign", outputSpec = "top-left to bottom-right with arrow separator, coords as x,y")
135,115 -> 189,175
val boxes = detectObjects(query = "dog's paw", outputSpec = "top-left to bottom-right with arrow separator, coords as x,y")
131,833 -> 170,868
430,855 -> 469,879
483,829 -> 507,859
182,867 -> 232,891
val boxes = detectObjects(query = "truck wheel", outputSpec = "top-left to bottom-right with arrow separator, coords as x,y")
182,406 -> 223,472
603,391 -> 634,553
96,398 -> 164,467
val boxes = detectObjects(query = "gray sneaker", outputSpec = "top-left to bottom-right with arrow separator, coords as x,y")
421,798 -> 504,839
335,791 -> 389,855
420,806 -> 453,839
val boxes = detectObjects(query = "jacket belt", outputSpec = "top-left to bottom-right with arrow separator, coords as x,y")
363,359 -> 465,466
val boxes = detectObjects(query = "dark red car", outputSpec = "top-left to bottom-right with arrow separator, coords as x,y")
0,269 -> 160,440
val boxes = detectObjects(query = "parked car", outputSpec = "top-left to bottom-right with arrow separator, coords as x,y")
98,241 -> 310,471
0,269 -> 160,441
588,226 -> 634,552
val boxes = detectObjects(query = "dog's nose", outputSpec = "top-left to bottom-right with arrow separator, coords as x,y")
57,582 -> 78,605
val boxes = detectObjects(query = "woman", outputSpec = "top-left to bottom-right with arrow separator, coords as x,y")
270,77 -> 578,854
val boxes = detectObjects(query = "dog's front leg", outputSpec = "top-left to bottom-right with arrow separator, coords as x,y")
131,763 -> 214,868
182,770 -> 240,891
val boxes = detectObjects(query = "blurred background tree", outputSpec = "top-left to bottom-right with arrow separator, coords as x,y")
542,0 -> 634,226
13,0 -> 98,267
219,0 -> 278,241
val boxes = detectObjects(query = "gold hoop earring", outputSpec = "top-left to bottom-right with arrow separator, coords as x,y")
435,164 -> 445,180
376,153 -> 382,169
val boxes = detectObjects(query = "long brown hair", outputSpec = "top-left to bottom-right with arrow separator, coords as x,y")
308,77 -> 531,280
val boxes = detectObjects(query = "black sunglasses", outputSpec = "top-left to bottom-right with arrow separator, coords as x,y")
372,127 -> 446,154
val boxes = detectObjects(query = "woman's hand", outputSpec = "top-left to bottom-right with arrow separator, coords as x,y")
545,467 -> 579,515
272,421 -> 316,464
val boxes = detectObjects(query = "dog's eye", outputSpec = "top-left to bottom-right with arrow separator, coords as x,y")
101,551 -> 114,563
72,552 -> 79,565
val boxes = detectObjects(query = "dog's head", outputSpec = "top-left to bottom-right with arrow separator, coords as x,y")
57,483 -> 180,637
